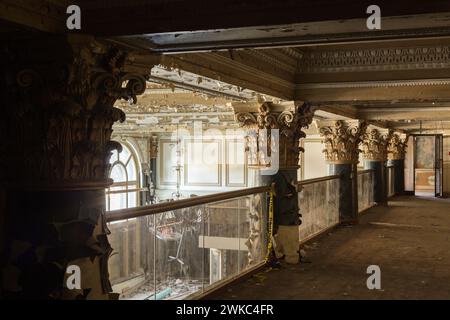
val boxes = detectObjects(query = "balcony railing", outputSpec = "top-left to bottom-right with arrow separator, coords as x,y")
298,175 -> 341,243
357,169 -> 375,213
105,171 -> 382,300
106,186 -> 270,300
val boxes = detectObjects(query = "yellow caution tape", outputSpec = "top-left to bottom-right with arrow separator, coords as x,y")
264,187 -> 275,264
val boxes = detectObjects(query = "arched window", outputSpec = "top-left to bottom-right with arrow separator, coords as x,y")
106,143 -> 140,211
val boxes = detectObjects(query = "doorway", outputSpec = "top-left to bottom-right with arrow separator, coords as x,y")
413,135 -> 443,197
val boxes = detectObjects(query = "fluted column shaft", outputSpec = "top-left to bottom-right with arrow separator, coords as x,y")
361,127 -> 393,204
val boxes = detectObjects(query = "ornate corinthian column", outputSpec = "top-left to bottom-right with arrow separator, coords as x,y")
235,101 -> 315,170
234,101 -> 315,264
361,126 -> 393,204
388,133 -> 408,161
361,127 -> 393,162
318,120 -> 368,224
387,133 -> 409,195
320,120 -> 367,164
0,35 -> 148,299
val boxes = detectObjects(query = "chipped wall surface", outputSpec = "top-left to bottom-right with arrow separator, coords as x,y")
107,194 -> 268,300
298,179 -> 340,242
358,171 -> 375,213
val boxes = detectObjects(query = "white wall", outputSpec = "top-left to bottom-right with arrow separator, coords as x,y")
157,132 -> 252,199
300,136 -> 328,180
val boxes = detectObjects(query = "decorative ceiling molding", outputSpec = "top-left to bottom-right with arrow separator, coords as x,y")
161,53 -> 295,100
114,94 -> 238,135
113,111 -> 238,135
115,102 -> 234,115
297,78 -> 450,90
386,120 -> 450,134
241,49 -> 299,74
116,112 -> 235,125
114,83 -> 235,114
150,65 -> 257,100
313,98 -> 450,107
299,45 -> 450,73
197,52 -> 295,90
280,47 -> 304,61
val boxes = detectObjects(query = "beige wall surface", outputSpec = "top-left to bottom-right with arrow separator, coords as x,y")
301,138 -> 328,180
405,136 -> 415,192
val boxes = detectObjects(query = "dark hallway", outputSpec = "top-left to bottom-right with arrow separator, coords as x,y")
211,196 -> 450,300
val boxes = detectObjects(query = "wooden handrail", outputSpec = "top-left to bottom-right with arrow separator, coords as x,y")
357,169 -> 375,175
106,185 -> 270,222
297,174 -> 341,186
106,188 -> 146,194
107,174 -> 351,222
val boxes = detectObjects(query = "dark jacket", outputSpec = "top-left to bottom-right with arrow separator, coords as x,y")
273,171 -> 300,227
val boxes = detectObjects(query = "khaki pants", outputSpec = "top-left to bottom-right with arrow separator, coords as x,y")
274,225 -> 299,264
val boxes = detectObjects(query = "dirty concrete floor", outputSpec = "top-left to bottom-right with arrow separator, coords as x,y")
210,196 -> 450,300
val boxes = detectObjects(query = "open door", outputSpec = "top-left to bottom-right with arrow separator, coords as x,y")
435,135 -> 444,197
414,134 -> 443,197
414,135 -> 436,196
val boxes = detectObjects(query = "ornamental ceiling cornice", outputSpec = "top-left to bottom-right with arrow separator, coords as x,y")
299,45 -> 450,73
297,78 -> 450,90
183,53 -> 296,91
240,50 -> 299,74
280,48 -> 304,61
116,113 -> 235,124
114,89 -> 233,111
115,103 -> 234,114
113,118 -> 238,135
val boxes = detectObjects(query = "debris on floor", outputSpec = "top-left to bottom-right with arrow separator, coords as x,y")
122,278 -> 203,300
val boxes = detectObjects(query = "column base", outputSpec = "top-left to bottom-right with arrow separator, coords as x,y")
2,189 -> 112,300
274,225 -> 300,264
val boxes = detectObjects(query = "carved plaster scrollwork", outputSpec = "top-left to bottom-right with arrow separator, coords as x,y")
318,120 -> 368,164
245,193 -> 263,266
0,36 -> 147,189
361,127 -> 393,162
387,133 -> 409,160
235,112 -> 258,128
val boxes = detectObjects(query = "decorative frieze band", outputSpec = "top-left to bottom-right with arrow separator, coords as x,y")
299,45 -> 450,73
